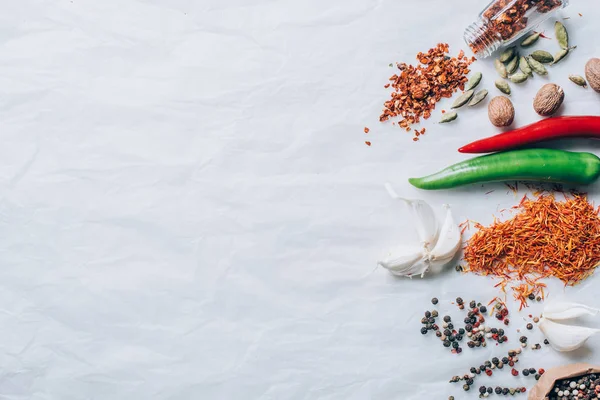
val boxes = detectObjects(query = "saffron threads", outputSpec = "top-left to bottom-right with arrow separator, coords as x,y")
463,194 -> 600,309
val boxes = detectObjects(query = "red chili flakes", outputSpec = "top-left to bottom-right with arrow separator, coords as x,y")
470,0 -> 562,54
365,141 -> 371,146
379,43 -> 474,133
364,127 -> 370,134
384,83 -> 390,88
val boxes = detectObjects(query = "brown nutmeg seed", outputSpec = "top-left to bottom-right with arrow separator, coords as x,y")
585,58 -> 600,93
488,96 -> 515,127
533,83 -> 564,116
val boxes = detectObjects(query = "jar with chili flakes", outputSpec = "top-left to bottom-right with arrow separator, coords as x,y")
464,0 -> 569,58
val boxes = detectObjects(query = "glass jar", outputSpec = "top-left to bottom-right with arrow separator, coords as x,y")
464,0 -> 570,58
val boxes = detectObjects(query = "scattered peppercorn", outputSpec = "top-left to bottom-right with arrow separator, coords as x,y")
444,316 -> 451,323
432,310 -> 439,318
420,327 -> 428,334
495,387 -> 502,394
431,297 -> 438,305
526,323 -> 533,330
529,368 -> 536,374
528,293 -> 535,300
523,369 -> 530,376
443,340 -> 451,347
456,297 -> 463,305
520,336 -> 527,343
504,318 -> 510,325
544,339 -> 549,345
463,384 -> 470,391
470,300 -> 477,309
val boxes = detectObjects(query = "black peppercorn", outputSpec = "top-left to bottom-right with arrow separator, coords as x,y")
449,335 -> 456,342
487,387 -> 493,394
436,331 -> 442,337
480,305 -> 487,313
492,357 -> 499,365
508,350 -> 516,357
463,384 -> 469,391
425,311 -> 431,318
504,318 -> 510,325
458,328 -> 465,335
443,340 -> 451,347
467,341 -> 475,348
470,301 -> 477,309
520,336 -> 528,343
456,297 -> 463,304
456,347 -> 462,353
502,388 -> 509,395
534,374 -> 540,380
425,324 -> 432,330
465,324 -> 473,332
420,327 -> 428,334
496,312 -> 502,319
528,293 -> 535,300
444,329 -> 451,336
544,339 -> 549,345
495,387 -> 502,394
480,364 -> 486,371
470,367 -> 477,374
466,378 -> 473,385
526,323 -> 533,330
431,297 -> 438,305
464,317 -> 471,324
421,317 -> 428,324
447,323 -> 454,330
431,310 -> 439,318
443,315 -> 451,323
498,329 -> 504,336
456,334 -> 463,341
501,357 -> 509,364
479,386 -> 486,394
485,361 -> 492,368
529,368 -> 536,374
452,341 -> 459,349
522,369 -> 529,376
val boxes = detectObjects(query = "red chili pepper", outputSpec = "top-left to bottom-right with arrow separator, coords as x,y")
459,116 -> 600,153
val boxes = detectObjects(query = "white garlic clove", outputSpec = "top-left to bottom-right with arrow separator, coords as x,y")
538,317 -> 600,352
385,183 -> 439,250
378,245 -> 426,276
543,300 -> 600,321
428,205 -> 462,262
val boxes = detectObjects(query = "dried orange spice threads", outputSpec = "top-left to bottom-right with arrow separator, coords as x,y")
380,43 -> 475,134
463,194 -> 600,308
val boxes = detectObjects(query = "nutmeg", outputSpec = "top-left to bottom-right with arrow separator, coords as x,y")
488,96 -> 514,127
585,58 -> 600,93
533,83 -> 564,116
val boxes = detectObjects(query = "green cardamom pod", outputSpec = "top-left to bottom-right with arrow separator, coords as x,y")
499,47 -> 516,63
528,56 -> 548,76
530,50 -> 554,64
495,59 -> 508,79
569,75 -> 588,88
509,72 -> 528,84
468,89 -> 488,106
552,46 -> 576,65
451,89 -> 475,109
519,56 -> 533,77
555,21 -> 569,50
506,55 -> 519,74
465,72 -> 482,91
439,111 -> 458,123
495,79 -> 511,95
520,32 -> 541,47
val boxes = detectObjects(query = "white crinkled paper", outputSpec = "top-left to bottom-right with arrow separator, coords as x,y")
2,1 -> 600,399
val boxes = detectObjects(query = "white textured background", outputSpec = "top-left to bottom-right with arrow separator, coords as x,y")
1,1 -> 600,399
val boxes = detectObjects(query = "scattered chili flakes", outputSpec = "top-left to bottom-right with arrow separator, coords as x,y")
365,141 -> 371,146
463,194 -> 600,308
364,127 -> 370,134
380,43 -> 474,134
579,12 -> 583,17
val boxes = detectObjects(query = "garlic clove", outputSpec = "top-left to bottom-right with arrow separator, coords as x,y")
428,205 -> 462,262
543,300 -> 600,321
385,183 -> 439,250
378,245 -> 426,276
538,317 -> 600,352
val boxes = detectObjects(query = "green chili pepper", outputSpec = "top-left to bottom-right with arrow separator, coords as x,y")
409,149 -> 600,190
